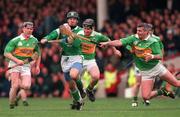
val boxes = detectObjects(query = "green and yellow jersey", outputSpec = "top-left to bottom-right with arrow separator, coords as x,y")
121,34 -> 162,71
4,34 -> 40,60
44,26 -> 82,56
77,30 -> 109,60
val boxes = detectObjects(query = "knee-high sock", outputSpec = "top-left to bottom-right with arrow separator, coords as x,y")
71,88 -> 82,102
76,79 -> 84,91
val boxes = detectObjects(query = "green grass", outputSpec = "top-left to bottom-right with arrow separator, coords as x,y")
0,98 -> 180,117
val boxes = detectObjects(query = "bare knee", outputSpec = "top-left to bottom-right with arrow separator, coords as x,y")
70,68 -> 79,80
11,84 -> 20,90
21,85 -> 31,90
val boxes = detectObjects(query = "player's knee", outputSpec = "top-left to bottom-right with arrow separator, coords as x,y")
11,84 -> 20,90
173,82 -> 180,87
91,74 -> 99,80
70,71 -> 79,80
21,85 -> 31,90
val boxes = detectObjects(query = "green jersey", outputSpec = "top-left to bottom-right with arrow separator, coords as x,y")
121,34 -> 162,71
77,30 -> 109,60
4,34 -> 40,60
126,34 -> 164,51
152,34 -> 164,50
44,26 -> 82,56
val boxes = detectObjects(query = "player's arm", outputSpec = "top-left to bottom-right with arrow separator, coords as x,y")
41,29 -> 60,44
4,40 -> 24,65
34,41 -> 41,67
99,34 -> 122,57
144,42 -> 163,62
100,35 -> 134,47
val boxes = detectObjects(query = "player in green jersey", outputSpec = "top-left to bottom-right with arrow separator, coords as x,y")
77,18 -> 121,102
41,11 -> 84,110
130,24 -> 165,106
4,22 -> 41,109
100,23 -> 179,104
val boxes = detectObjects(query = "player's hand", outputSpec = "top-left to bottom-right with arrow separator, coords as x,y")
99,42 -> 109,48
63,23 -> 71,30
40,38 -> 48,44
114,50 -> 122,57
144,53 -> 154,62
34,66 -> 40,75
16,59 -> 24,65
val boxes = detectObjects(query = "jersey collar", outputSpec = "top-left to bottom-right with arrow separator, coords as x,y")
20,34 -> 33,40
144,34 -> 150,40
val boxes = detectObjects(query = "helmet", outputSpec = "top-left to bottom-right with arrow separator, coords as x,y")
83,18 -> 94,28
66,11 -> 79,20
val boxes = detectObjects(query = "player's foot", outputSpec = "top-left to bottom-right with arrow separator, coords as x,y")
161,87 -> 175,99
70,100 -> 84,110
23,101 -> 29,106
79,89 -> 86,99
131,101 -> 138,107
143,100 -> 150,106
9,104 -> 15,109
14,97 -> 20,106
86,89 -> 95,102
76,101 -> 84,110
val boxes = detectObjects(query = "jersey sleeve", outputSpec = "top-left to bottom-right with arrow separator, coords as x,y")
44,29 -> 59,41
34,39 -> 41,55
4,39 -> 17,53
97,33 -> 109,43
150,42 -> 163,57
120,35 -> 135,46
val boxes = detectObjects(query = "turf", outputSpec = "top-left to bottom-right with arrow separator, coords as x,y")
0,98 -> 180,117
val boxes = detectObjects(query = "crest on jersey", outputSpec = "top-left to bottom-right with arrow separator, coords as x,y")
133,41 -> 138,45
17,42 -> 23,46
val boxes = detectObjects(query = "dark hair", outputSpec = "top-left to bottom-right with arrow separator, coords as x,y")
137,23 -> 152,31
22,22 -> 33,28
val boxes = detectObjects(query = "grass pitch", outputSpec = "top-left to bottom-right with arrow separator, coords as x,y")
0,98 -> 180,117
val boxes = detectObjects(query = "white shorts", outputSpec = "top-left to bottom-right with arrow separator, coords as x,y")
82,59 -> 97,71
140,62 -> 167,80
61,55 -> 83,72
8,60 -> 31,76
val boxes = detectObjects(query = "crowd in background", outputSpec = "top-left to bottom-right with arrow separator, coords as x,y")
0,0 -> 179,98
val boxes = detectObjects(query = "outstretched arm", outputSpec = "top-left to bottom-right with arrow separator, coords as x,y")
100,40 -> 123,47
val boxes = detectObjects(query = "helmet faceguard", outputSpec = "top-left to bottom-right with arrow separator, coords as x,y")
83,18 -> 94,29
66,11 -> 79,20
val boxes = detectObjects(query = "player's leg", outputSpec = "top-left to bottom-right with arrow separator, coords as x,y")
64,62 -> 83,110
19,66 -> 32,106
77,69 -> 86,99
141,79 -> 154,106
9,72 -> 21,109
132,75 -> 141,107
20,74 -> 31,106
86,63 -> 100,102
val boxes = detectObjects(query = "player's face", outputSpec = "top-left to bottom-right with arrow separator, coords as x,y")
67,18 -> 78,27
137,27 -> 149,40
22,25 -> 33,36
83,27 -> 92,36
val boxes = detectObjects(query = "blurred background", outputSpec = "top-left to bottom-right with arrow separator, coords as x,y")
0,0 -> 179,98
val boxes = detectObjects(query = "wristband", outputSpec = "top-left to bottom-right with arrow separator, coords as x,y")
151,55 -> 154,59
